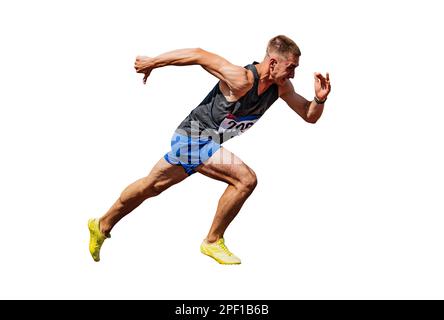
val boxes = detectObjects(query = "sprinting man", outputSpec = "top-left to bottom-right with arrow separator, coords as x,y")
88,35 -> 331,264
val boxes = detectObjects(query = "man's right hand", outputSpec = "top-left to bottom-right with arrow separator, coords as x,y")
134,56 -> 154,84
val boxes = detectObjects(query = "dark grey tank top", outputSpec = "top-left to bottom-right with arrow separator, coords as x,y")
175,62 -> 279,144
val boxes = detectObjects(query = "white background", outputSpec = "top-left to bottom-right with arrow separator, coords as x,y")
1,0 -> 443,299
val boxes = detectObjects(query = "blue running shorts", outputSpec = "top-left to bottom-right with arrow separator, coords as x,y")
164,133 -> 221,175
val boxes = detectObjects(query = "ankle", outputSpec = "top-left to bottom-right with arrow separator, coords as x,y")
206,235 -> 222,243
99,219 -> 111,237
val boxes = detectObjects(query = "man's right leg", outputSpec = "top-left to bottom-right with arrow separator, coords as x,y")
88,157 -> 189,261
195,147 -> 258,264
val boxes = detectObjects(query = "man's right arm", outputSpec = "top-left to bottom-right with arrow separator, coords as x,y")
134,48 -> 253,95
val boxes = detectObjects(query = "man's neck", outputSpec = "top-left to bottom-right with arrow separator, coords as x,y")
255,60 -> 274,86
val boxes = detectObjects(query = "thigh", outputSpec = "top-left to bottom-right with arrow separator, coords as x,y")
195,147 -> 254,185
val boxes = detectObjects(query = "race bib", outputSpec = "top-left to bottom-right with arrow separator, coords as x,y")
218,114 -> 260,136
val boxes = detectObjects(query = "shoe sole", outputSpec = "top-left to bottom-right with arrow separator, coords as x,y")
200,247 -> 241,265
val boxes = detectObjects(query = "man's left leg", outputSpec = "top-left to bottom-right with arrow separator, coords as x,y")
88,157 -> 189,262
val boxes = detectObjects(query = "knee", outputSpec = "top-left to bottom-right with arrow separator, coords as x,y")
139,179 -> 166,198
120,179 -> 164,205
237,169 -> 258,194
148,181 -> 165,197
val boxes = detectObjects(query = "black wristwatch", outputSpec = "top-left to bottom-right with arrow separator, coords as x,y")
314,96 -> 327,104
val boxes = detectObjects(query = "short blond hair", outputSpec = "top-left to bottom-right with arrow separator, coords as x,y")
266,35 -> 301,59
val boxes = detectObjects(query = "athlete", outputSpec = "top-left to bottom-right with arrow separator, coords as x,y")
88,35 -> 331,264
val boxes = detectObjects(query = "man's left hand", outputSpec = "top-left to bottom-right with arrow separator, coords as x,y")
314,72 -> 331,101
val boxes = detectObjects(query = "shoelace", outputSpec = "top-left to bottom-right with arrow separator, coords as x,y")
92,228 -> 105,246
217,240 -> 232,256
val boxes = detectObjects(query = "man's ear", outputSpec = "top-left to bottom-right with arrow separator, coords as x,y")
269,58 -> 277,69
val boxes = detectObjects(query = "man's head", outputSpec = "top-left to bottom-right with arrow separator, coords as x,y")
265,35 -> 301,85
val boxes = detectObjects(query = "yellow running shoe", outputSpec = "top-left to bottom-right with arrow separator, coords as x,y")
88,218 -> 109,262
200,238 -> 241,265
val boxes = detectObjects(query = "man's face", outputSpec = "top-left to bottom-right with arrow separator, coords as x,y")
270,54 -> 299,85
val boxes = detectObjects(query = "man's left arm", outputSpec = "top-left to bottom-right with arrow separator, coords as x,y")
280,72 -> 331,124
